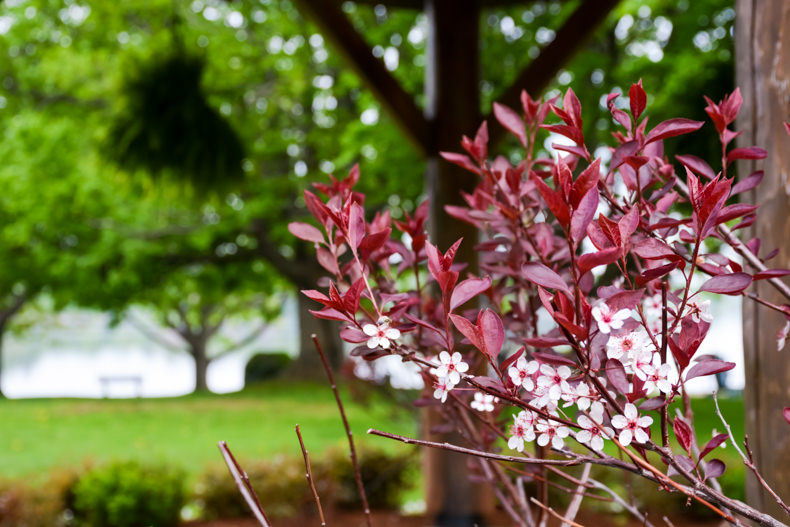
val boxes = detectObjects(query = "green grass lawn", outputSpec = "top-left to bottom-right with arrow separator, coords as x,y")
0,381 -> 417,487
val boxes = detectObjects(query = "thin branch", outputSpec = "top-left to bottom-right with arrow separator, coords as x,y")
587,478 -> 655,527
529,497 -> 587,527
367,428 -> 580,466
311,335 -> 372,527
562,464 -> 591,527
714,393 -> 790,518
126,311 -> 185,353
296,425 -> 326,526
217,441 -> 271,527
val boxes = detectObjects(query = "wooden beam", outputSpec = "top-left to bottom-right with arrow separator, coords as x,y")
486,0 -> 621,146
736,0 -> 790,520
293,0 -> 430,156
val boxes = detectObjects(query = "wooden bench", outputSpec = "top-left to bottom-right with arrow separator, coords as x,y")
98,375 -> 143,398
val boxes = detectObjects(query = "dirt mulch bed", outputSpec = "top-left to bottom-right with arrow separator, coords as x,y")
184,508 -> 726,527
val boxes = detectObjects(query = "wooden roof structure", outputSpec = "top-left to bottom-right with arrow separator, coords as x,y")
291,2 -> 622,524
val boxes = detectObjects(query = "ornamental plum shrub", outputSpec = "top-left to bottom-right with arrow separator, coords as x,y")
290,82 -> 790,526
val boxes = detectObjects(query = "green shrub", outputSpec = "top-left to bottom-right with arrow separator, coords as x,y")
244,352 -> 292,384
0,468 -> 80,527
196,446 -> 416,519
71,461 -> 184,527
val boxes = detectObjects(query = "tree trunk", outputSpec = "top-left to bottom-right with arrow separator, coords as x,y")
736,0 -> 790,519
422,2 -> 494,525
0,324 -> 5,399
282,291 -> 344,380
191,335 -> 211,393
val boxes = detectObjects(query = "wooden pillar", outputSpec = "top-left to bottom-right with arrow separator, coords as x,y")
423,2 -> 494,525
736,0 -> 790,519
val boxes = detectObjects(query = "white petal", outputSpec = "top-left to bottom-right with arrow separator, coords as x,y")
367,337 -> 379,349
624,403 -> 638,419
363,324 -> 378,336
576,430 -> 591,444
619,429 -> 633,447
385,328 -> 401,340
451,351 -> 462,363
379,338 -> 391,349
552,435 -> 565,450
537,434 -> 550,447
557,365 -> 572,379
526,360 -> 539,374
508,436 -> 523,452
439,350 -> 451,363
634,428 -> 649,444
591,435 -> 604,451
540,363 -> 554,376
457,361 -> 469,373
611,415 -> 627,429
637,415 -> 654,427
448,371 -> 460,385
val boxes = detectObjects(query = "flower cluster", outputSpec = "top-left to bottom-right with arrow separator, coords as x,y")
430,351 -> 469,403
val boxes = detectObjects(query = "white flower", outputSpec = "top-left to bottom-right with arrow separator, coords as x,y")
508,357 -> 539,391
686,299 -> 714,323
643,293 -> 663,319
535,412 -> 570,450
471,392 -> 498,412
576,404 -> 613,452
606,330 -> 646,363
642,353 -> 676,394
362,316 -> 401,349
611,403 -> 653,447
433,379 -> 454,403
537,364 -> 572,403
508,410 -> 538,452
565,381 -> 595,411
434,351 -> 469,385
592,303 -> 631,334
631,348 -> 655,382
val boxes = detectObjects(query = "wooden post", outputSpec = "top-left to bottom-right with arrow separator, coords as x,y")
736,0 -> 790,519
423,2 -> 495,525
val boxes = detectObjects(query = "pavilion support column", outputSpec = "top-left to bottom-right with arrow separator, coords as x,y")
736,0 -> 790,520
423,1 -> 494,526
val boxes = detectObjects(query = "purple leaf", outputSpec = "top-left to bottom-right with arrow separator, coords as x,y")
449,313 -> 483,351
640,398 -> 667,411
685,359 -> 735,382
570,158 -> 601,209
532,351 -> 576,367
636,261 -> 681,286
522,262 -> 571,295
440,151 -> 482,175
731,170 -> 764,196
570,187 -> 599,245
784,407 -> 790,425
704,459 -> 726,479
578,246 -> 622,276
479,309 -> 505,359
699,272 -> 753,295
645,118 -> 705,145
675,454 -> 696,473
619,206 -> 640,243
605,359 -> 630,394
606,289 -> 645,312
629,80 -> 647,121
633,238 -> 678,260
450,276 -> 492,311
500,347 -> 525,375
673,418 -> 693,454
348,202 -> 366,249
524,337 -> 568,348
754,269 -> 790,280
316,247 -> 339,275
727,146 -> 767,164
493,102 -> 527,148
288,222 -> 325,244
700,433 -> 729,460
676,154 -> 716,180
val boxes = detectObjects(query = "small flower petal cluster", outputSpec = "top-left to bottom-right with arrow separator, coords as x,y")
471,392 -> 498,412
507,409 -> 570,451
362,316 -> 401,349
592,302 -> 631,334
611,403 -> 653,447
431,351 -> 469,403
576,402 -> 613,452
605,325 -> 676,395
508,357 -> 539,390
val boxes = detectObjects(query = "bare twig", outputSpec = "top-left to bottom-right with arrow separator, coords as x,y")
367,428 -> 580,466
562,464 -> 591,527
713,393 -> 790,517
587,478 -> 655,527
530,497 -> 587,527
311,335 -> 372,527
217,441 -> 271,527
296,425 -> 326,526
